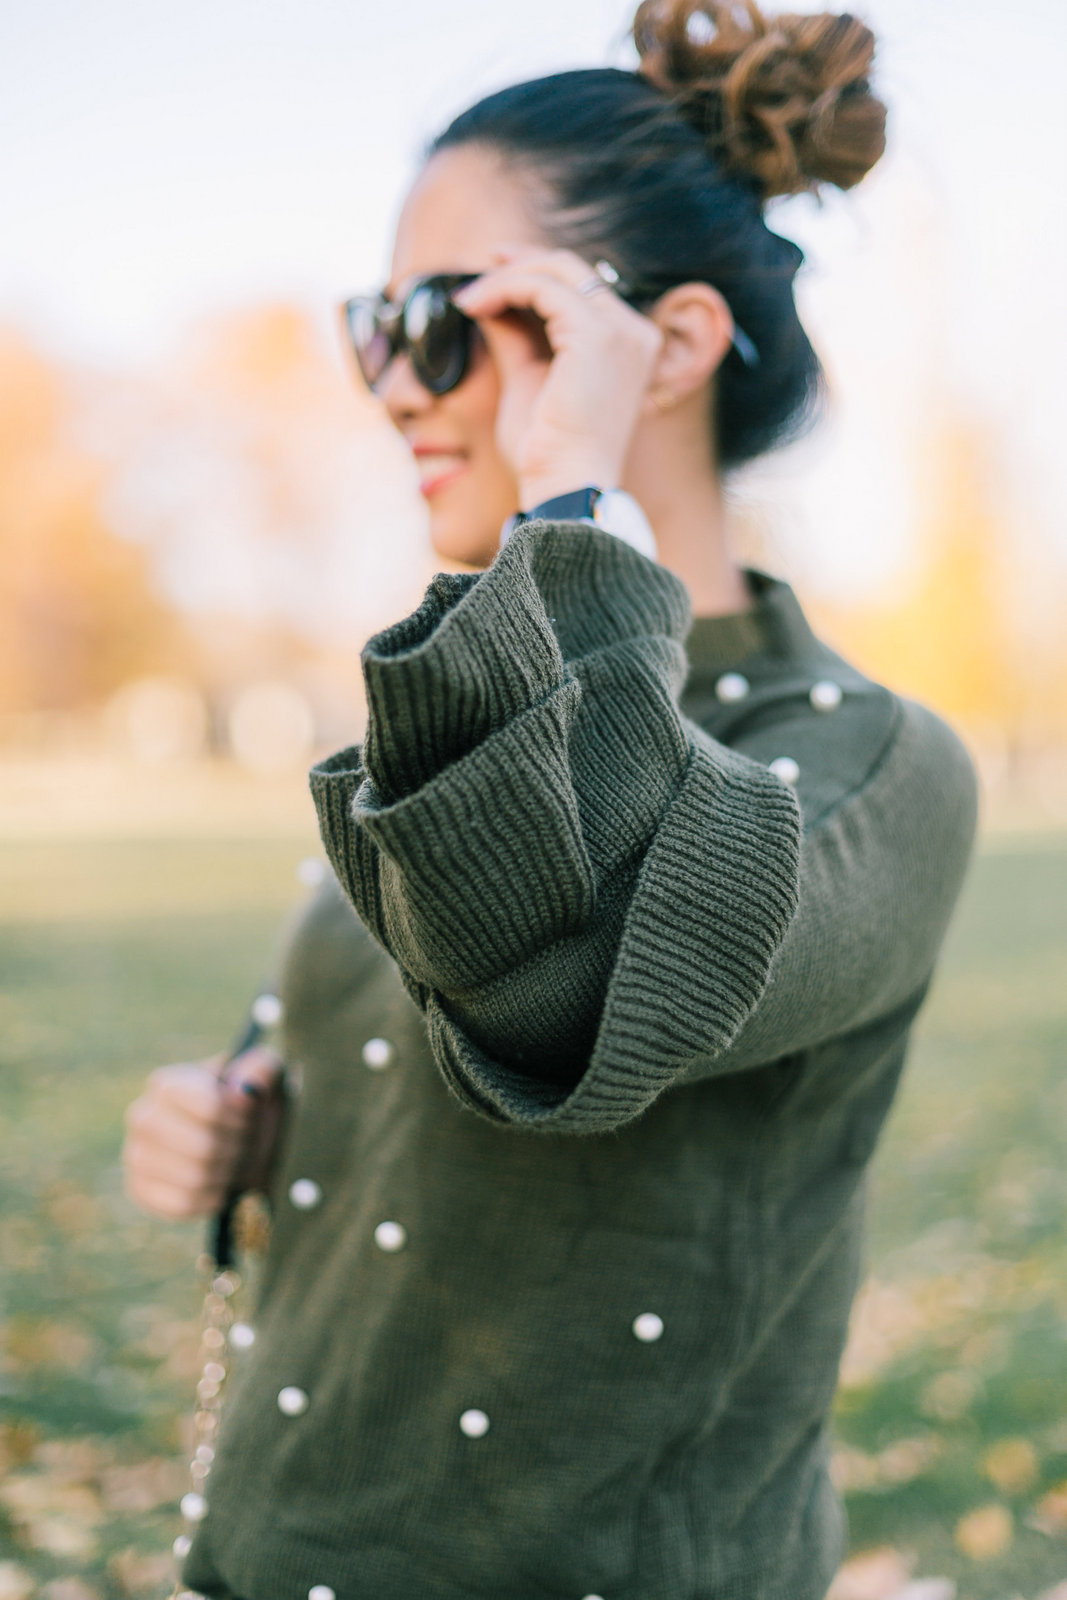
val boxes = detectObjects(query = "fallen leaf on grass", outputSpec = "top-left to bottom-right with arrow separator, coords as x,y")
40,1581 -> 101,1600
832,1436 -> 943,1493
0,1423 -> 36,1471
954,1503 -> 1014,1560
101,1456 -> 186,1512
0,1473 -> 104,1561
0,1564 -> 34,1600
1029,1480 -> 1067,1534
107,1548 -> 174,1595
920,1368 -> 982,1422
27,1515 -> 99,1560
879,1436 -> 944,1485
832,1445 -> 880,1492
45,1183 -> 104,1237
35,1436 -> 114,1482
828,1547 -> 915,1599
3,1315 -> 97,1372
982,1436 -> 1039,1494
0,1473 -> 104,1524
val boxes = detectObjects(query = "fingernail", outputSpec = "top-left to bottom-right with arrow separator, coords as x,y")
239,1081 -> 263,1099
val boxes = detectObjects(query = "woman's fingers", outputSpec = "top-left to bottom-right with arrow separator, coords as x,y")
451,245 -> 663,499
122,1048 -> 286,1221
218,1045 -> 286,1109
143,1062 -> 247,1130
125,1171 -> 231,1221
454,256 -> 647,355
126,1088 -> 242,1156
124,1136 -> 239,1193
459,244 -> 625,300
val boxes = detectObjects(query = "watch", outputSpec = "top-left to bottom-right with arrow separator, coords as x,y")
501,487 -> 657,562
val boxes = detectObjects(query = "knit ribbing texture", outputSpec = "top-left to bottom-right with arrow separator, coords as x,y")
310,520 -> 803,1131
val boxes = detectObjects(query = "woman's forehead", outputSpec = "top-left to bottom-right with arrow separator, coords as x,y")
386,146 -> 546,297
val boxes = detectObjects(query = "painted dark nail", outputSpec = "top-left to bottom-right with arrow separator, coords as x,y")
239,1081 -> 263,1099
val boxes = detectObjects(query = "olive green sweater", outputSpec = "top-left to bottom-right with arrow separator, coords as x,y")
182,521 -> 977,1600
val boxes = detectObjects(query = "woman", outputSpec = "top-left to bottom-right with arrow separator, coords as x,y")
123,4 -> 978,1597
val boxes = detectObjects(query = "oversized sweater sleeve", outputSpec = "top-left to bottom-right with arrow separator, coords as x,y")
310,520 -> 976,1133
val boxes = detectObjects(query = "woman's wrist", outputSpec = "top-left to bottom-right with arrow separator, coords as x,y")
518,459 -> 622,513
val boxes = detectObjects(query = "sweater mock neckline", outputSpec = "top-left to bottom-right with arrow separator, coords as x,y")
683,567 -> 826,680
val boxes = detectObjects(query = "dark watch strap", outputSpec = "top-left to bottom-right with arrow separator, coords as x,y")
513,488 -> 603,524
500,486 -> 658,561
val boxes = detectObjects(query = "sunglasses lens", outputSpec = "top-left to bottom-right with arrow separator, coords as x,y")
405,283 -> 470,395
346,300 -> 393,390
344,279 -> 475,396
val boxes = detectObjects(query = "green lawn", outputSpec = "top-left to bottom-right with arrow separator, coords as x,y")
0,834 -> 1065,1599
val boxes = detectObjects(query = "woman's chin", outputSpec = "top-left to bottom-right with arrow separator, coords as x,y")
428,509 -> 504,570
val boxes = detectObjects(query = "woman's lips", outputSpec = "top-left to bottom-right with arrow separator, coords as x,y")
414,452 -> 468,497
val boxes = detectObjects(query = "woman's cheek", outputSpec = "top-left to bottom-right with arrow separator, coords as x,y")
425,362 -> 515,566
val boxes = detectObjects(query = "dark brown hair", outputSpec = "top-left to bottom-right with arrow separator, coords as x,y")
430,1 -> 887,468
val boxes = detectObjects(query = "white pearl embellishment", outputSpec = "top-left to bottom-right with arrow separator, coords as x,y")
308,1588 -> 336,1600
180,1491 -> 207,1521
714,671 -> 750,704
769,756 -> 800,786
459,1408 -> 490,1438
810,679 -> 843,712
374,1220 -> 407,1252
632,1312 -> 665,1342
229,1322 -> 256,1349
289,1178 -> 323,1210
361,1037 -> 395,1070
250,992 -> 284,1027
277,1386 -> 309,1416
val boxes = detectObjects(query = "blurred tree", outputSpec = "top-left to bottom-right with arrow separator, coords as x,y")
0,334 -> 186,716
812,421 -> 1043,742
105,301 -> 425,641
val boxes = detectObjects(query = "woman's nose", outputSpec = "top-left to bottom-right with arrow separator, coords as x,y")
377,352 -> 435,425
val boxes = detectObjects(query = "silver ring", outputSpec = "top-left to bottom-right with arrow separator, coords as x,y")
577,258 -> 621,297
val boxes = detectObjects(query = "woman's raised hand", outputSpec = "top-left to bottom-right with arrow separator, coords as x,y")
122,1046 -> 285,1221
451,246 -> 664,510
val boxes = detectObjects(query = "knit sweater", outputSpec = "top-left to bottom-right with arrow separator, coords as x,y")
182,520 -> 978,1600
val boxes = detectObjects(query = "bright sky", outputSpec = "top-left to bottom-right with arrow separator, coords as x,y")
3,0 -> 1065,600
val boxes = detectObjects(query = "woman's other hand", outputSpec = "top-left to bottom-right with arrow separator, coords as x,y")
451,246 -> 664,509
122,1046 -> 285,1220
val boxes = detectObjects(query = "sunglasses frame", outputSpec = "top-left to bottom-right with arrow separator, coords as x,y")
342,273 -> 481,397
340,265 -> 759,399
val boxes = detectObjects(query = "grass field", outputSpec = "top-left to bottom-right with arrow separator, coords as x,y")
0,832 -> 1065,1599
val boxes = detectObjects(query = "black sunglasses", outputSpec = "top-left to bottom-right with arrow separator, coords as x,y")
341,268 -> 759,398
342,274 -> 481,397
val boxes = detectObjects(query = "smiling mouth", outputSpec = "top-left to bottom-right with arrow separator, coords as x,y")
415,453 -> 468,496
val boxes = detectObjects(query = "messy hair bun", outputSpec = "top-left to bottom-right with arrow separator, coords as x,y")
633,0 -> 887,199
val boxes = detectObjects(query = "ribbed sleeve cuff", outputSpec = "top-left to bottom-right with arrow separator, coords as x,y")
425,731 -> 803,1133
359,520 -> 691,806
352,680 -> 595,986
361,556 -> 564,805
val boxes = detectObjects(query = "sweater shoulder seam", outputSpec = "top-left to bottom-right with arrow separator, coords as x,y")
802,691 -> 904,833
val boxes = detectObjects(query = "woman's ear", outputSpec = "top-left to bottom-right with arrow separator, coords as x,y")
640,282 -> 735,414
